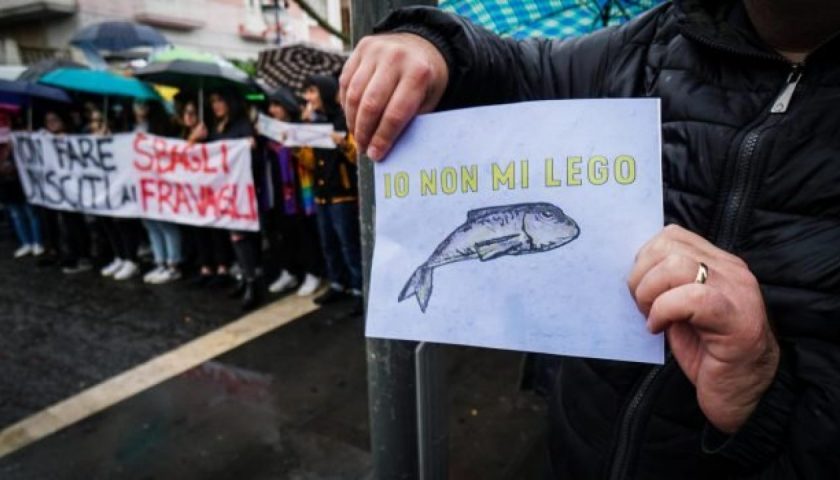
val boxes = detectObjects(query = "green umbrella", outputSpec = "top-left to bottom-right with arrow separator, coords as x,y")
149,46 -> 219,64
39,68 -> 161,101
39,68 -> 161,129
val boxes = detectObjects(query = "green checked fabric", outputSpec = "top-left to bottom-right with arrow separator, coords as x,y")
438,0 -> 664,39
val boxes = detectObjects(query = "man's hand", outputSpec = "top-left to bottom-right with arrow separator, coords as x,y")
339,33 -> 449,161
628,225 -> 780,434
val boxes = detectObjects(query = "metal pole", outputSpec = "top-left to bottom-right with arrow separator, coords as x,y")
350,1 -> 439,479
199,80 -> 204,126
416,342 -> 448,480
274,0 -> 282,45
103,96 -> 109,131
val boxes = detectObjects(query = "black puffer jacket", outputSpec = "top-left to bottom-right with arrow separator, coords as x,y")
376,1 -> 840,478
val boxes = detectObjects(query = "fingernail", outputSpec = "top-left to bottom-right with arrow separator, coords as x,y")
367,145 -> 381,160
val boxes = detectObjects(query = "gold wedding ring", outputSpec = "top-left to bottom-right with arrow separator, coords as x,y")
695,262 -> 709,285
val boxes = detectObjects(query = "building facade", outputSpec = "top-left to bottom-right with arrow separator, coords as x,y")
0,0 -> 348,66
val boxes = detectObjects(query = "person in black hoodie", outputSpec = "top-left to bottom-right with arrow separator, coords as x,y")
340,1 -> 840,478
302,75 -> 362,313
262,87 -> 324,297
204,89 -> 263,310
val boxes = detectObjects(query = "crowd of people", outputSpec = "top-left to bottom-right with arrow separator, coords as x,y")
0,74 -> 363,313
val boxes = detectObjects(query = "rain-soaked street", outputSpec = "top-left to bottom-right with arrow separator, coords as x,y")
0,236 -> 546,479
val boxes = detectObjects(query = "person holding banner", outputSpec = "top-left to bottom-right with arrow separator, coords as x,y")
30,112 -> 65,268
92,108 -> 143,282
202,90 -> 263,310
135,101 -> 184,285
0,140 -> 43,259
183,97 -> 236,289
40,110 -> 94,275
262,87 -> 323,297
301,75 -> 363,313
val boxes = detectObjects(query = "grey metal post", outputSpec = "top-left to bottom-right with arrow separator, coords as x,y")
416,342 -> 448,480
349,1 -> 440,479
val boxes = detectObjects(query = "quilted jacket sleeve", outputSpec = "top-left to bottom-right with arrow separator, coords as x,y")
372,6 -> 620,108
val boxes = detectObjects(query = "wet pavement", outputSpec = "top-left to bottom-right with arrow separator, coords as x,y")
0,235 -> 546,479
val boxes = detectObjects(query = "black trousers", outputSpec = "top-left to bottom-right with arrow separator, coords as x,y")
37,207 -> 61,253
100,217 -> 138,261
195,227 -> 233,270
264,212 -> 323,279
231,231 -> 261,281
58,211 -> 90,263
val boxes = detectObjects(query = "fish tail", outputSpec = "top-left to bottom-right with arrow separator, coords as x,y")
398,265 -> 434,313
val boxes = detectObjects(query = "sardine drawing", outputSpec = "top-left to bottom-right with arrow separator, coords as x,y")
399,202 -> 580,312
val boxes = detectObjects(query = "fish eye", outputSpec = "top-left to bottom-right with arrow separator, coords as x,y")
540,211 -> 554,218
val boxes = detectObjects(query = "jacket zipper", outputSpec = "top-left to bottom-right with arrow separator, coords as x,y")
770,67 -> 803,114
713,64 -> 803,250
603,60 -> 806,480
606,360 -> 668,480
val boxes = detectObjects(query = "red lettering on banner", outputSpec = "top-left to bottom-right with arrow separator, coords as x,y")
152,137 -> 171,173
218,184 -> 232,217
220,143 -> 230,174
202,144 -> 216,174
173,181 -> 192,214
138,178 -> 256,225
246,185 -> 257,221
133,133 -> 153,171
197,184 -> 217,217
132,134 -> 243,176
158,179 -> 174,213
139,177 -> 154,211
171,145 -> 192,173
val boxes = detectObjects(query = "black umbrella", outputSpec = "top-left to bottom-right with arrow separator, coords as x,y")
17,58 -> 87,82
0,79 -> 72,129
134,49 -> 255,120
71,21 -> 168,52
256,43 -> 347,95
0,79 -> 72,104
134,60 -> 251,92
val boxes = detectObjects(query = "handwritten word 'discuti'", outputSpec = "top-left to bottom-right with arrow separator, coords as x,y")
382,155 -> 638,199
132,132 -> 231,175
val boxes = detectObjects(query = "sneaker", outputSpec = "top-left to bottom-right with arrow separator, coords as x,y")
113,260 -> 139,281
62,259 -> 93,275
296,273 -> 321,296
149,267 -> 181,285
314,286 -> 349,305
13,245 -> 32,258
143,265 -> 167,283
100,258 -> 124,277
268,270 -> 299,293
31,244 -> 45,256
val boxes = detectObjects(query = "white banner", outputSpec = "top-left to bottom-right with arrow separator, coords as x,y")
256,113 -> 336,149
10,131 -> 259,231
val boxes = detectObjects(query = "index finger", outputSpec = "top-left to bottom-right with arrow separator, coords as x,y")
339,47 -> 364,113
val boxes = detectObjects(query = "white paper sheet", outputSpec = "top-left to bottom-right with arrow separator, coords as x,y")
256,113 -> 336,149
366,99 -> 664,364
